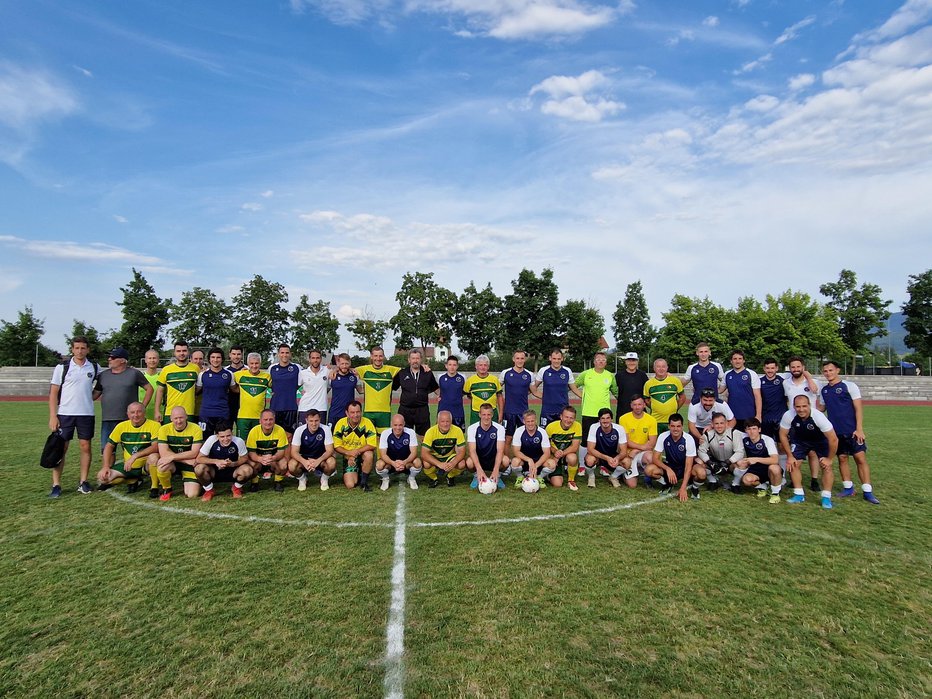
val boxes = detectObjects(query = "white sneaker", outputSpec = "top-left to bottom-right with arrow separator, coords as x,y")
380,477 -> 390,491
408,476 -> 418,490
587,471 -> 596,488
320,477 -> 330,491
608,476 -> 621,488
568,481 -> 579,491
297,475 -> 307,492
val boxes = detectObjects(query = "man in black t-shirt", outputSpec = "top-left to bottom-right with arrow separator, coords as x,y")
615,352 -> 649,420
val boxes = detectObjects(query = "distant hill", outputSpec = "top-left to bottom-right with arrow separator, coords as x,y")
871,312 -> 910,355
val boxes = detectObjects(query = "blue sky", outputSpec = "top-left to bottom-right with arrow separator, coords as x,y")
2,0 -> 930,354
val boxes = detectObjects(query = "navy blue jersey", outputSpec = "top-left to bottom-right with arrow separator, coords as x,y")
468,421 -> 504,465
198,369 -> 233,419
512,426 -> 548,462
781,410 -> 832,450
687,362 -> 724,404
500,369 -> 534,416
742,435 -> 776,458
269,363 -> 300,411
329,372 -> 358,422
820,381 -> 861,435
658,433 -> 696,471
200,435 -> 246,462
381,429 -> 415,461
588,423 -> 625,456
437,373 -> 466,421
537,366 -> 572,417
724,369 -> 759,420
760,374 -> 788,422
294,425 -> 330,459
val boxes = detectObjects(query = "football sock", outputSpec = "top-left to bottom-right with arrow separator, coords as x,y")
842,480 -> 854,489
862,483 -> 873,492
611,466 -> 625,478
423,465 -> 438,481
157,469 -> 172,490
732,467 -> 747,486
203,482 -> 214,492
568,465 -> 578,481
273,474 -> 284,482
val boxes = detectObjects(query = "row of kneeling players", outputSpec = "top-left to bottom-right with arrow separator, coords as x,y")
96,393 -> 879,508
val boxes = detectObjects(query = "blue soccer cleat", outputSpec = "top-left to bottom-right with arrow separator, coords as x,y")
838,486 -> 856,497
470,476 -> 479,489
786,494 -> 805,504
863,492 -> 880,505
821,496 -> 833,509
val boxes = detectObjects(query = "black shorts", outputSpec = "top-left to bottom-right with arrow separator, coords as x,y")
581,416 -> 599,440
662,461 -> 686,481
205,465 -> 238,483
502,413 -> 524,437
539,413 -> 561,428
450,415 -> 466,430
275,410 -> 298,433
837,434 -> 868,456
58,414 -> 95,441
398,406 -> 430,436
791,442 -> 829,459
761,420 -> 781,441
745,463 -> 772,483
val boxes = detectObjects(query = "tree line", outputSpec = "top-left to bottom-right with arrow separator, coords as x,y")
1,267 -> 930,371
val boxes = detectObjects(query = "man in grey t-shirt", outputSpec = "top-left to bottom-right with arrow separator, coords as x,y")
95,347 -> 153,451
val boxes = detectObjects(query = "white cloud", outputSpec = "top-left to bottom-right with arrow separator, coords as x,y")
215,224 -> 245,234
744,94 -> 780,112
736,52 -> 772,74
260,189 -> 274,198
113,215 -> 129,224
774,15 -> 816,46
0,268 -> 24,294
72,65 -> 93,78
529,69 -> 624,122
703,16 -> 719,28
0,63 -> 79,129
854,0 -> 932,43
335,304 -> 363,321
240,202 -> 263,211
788,73 -> 816,90
0,235 -> 167,266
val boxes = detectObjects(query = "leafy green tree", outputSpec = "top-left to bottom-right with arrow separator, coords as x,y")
0,306 -> 60,366
291,296 -> 340,353
390,272 -> 457,352
497,268 -> 562,367
346,314 -> 391,352
654,295 -> 736,365
902,269 -> 932,357
454,281 -> 503,358
66,320 -> 108,364
171,287 -> 230,348
228,275 -> 290,359
612,281 -> 656,356
562,299 -> 605,359
108,269 -> 171,362
761,291 -> 847,362
819,269 -> 891,354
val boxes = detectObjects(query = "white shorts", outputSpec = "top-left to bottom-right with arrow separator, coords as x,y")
628,450 -> 650,475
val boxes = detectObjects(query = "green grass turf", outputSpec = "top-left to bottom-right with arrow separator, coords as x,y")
1,402 -> 930,698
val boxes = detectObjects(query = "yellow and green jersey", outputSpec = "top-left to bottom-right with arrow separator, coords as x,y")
422,424 -> 466,463
157,421 -> 203,453
356,363 -> 399,414
545,420 -> 582,452
245,424 -> 289,455
333,417 -> 378,451
643,376 -> 684,424
618,411 -> 658,446
463,374 -> 502,414
158,362 -> 199,416
575,369 -> 617,418
109,418 -> 161,463
234,369 -> 272,420
140,372 -> 159,419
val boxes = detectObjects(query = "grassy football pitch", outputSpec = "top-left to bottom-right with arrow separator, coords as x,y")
1,402 -> 930,699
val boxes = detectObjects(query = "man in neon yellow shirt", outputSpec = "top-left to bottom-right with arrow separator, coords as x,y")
574,350 -> 618,440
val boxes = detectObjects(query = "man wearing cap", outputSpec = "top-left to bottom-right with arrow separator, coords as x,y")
94,347 -> 153,453
615,352 -> 649,420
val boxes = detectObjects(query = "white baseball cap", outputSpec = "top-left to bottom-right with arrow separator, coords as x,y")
624,352 -> 639,360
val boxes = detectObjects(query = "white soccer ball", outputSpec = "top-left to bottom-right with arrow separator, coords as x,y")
478,478 -> 496,495
521,477 -> 540,494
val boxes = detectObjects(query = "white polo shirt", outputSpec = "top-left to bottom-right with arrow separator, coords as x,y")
298,366 -> 330,412
50,358 -> 99,416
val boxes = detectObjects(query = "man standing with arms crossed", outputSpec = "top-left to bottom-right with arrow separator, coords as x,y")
298,349 -> 330,425
575,350 -> 619,454
95,346 -> 152,452
48,336 -> 100,497
392,349 -> 438,438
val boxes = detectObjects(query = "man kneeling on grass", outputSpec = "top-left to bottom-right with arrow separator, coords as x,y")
512,410 -> 553,488
734,418 -> 783,504
584,407 -> 628,489
245,409 -> 290,494
194,420 -> 249,501
288,409 -> 337,492
466,403 -> 508,491
376,414 -> 422,491
421,410 -> 467,488
332,401 -> 378,492
97,402 -> 160,493
646,413 -> 702,501
150,406 -> 203,501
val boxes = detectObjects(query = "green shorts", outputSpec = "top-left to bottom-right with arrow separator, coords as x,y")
111,462 -> 143,479
365,411 -> 391,430
236,418 -> 260,438
342,457 -> 359,474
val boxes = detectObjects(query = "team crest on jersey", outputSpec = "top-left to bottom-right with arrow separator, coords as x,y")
560,372 -> 566,380
742,375 -> 749,381
455,376 -> 463,383
806,423 -> 815,430
835,387 -> 843,394
172,380 -> 194,392
522,374 -> 529,381
678,444 -> 686,452
315,434 -> 323,442
86,371 -> 93,378
708,367 -> 715,374
401,438 -> 409,446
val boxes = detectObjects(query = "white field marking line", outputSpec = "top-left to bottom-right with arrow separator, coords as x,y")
105,491 -> 392,528
383,484 -> 407,699
411,493 -> 673,527
106,490 -> 673,529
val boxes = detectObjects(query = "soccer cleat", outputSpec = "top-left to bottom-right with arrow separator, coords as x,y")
470,476 -> 479,489
149,488 -> 160,499
769,493 -> 781,504
407,476 -> 418,490
48,485 -> 62,499
756,488 -> 768,498
727,483 -> 743,495
608,476 -> 621,488
786,494 -> 805,504
689,484 -> 700,500
706,479 -> 721,492
659,484 -> 672,495
126,482 -> 140,494
362,483 -> 372,493
587,471 -> 596,488
232,486 -> 244,499
320,478 -> 330,491
159,489 -> 173,502
261,471 -> 272,480
249,482 -> 260,493
514,476 -> 524,488
838,486 -> 856,497
643,476 -> 653,489
77,481 -> 92,495
201,489 -> 214,502
274,482 -> 285,493
809,478 -> 820,492
538,479 -> 547,489
599,465 -> 611,477
380,477 -> 390,491
863,492 -> 880,505
427,478 -> 439,489
97,483 -> 113,492
447,476 -> 456,487
821,496 -> 833,510
297,476 -> 308,492
568,481 -> 579,491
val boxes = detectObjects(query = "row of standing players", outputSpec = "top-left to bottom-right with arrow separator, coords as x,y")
48,340 -> 879,507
